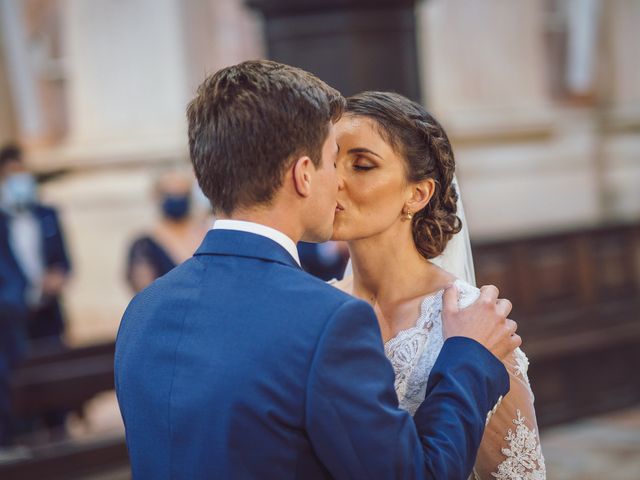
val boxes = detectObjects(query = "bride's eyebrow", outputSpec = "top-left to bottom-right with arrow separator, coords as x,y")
348,147 -> 383,160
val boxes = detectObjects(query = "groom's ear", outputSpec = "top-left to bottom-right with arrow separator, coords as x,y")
292,156 -> 314,198
407,178 -> 436,213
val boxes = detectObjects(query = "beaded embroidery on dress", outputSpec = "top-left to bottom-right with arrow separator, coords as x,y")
384,279 -> 477,415
384,278 -> 546,479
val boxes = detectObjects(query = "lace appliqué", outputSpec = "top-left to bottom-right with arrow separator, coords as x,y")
491,410 -> 546,480
385,279 -> 545,480
384,294 -> 442,414
513,348 -> 532,389
485,395 -> 504,426
384,279 -> 476,415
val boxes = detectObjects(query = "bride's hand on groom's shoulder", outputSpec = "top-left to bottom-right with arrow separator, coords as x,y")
441,284 -> 521,361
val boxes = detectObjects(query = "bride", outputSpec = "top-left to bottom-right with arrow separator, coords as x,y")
330,91 -> 546,480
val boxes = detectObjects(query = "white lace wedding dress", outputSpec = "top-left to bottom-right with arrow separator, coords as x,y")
385,278 -> 546,480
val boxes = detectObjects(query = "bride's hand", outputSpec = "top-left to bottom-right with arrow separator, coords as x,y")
441,284 -> 521,361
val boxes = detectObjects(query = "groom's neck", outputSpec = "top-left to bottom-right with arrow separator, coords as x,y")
217,204 -> 303,244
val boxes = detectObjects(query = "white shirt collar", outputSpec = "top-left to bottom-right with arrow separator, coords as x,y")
211,219 -> 301,266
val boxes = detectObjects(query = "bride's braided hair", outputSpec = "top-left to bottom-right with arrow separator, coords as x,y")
346,91 -> 462,259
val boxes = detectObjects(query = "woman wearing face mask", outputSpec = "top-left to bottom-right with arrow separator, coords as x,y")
126,171 -> 208,293
331,92 -> 545,480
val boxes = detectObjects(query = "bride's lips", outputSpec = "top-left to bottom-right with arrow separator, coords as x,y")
335,202 -> 344,212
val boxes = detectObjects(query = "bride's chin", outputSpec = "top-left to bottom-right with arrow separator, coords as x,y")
332,228 -> 365,243
330,231 -> 347,242
332,216 -> 370,241
330,225 -> 351,242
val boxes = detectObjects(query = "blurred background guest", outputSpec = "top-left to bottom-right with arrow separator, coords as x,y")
0,144 -> 71,348
0,246 -> 29,448
126,170 -> 208,293
298,241 -> 350,281
0,143 -> 72,441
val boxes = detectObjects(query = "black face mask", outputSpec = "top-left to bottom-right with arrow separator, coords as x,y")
161,195 -> 191,220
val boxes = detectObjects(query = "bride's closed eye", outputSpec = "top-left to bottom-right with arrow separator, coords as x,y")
352,156 -> 377,171
345,147 -> 382,172
353,164 -> 375,171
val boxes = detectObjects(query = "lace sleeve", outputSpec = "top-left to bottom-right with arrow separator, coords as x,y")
451,280 -> 545,479
473,347 -> 546,479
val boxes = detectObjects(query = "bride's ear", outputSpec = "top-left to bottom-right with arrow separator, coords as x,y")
292,156 -> 313,198
406,178 -> 436,213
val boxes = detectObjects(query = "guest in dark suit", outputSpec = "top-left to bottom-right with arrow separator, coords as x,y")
298,240 -> 349,281
0,246 -> 29,447
115,61 -> 520,479
0,144 -> 71,346
0,144 -> 72,438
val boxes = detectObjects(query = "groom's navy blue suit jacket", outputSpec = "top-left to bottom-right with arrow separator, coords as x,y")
115,229 -> 509,479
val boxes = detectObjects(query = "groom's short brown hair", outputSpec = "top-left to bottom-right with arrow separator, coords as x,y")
187,60 -> 344,215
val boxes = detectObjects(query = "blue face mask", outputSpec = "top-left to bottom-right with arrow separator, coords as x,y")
162,195 -> 191,220
1,173 -> 37,211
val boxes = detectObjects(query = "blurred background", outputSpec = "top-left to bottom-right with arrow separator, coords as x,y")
0,0 -> 638,478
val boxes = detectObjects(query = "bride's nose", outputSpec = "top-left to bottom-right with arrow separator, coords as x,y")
336,169 -> 345,190
335,158 -> 346,189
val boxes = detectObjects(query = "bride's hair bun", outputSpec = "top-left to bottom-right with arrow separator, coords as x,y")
346,91 -> 462,259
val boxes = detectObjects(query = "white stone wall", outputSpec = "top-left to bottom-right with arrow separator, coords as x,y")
1,0 -> 638,343
0,38 -> 16,145
23,0 -> 262,343
60,0 -> 190,165
417,0 -> 640,240
601,0 -> 640,220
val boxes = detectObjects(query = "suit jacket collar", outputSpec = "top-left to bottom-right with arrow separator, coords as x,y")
194,229 -> 302,270
0,203 -> 46,220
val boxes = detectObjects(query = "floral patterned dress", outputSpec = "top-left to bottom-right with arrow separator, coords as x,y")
384,279 -> 546,480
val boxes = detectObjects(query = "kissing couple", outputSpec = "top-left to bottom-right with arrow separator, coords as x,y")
115,60 -> 545,479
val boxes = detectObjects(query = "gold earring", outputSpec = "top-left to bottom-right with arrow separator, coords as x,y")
404,210 -> 414,221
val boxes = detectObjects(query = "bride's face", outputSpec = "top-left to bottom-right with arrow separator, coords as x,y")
332,114 -> 412,241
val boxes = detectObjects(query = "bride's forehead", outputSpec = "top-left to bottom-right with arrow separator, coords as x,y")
337,116 -> 386,142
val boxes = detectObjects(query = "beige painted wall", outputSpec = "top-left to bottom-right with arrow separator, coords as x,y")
0,27 -> 16,145
418,0 -> 640,240
4,0 -> 638,344
34,0 -> 261,345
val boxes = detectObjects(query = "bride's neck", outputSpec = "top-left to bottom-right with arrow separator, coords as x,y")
348,226 -> 439,304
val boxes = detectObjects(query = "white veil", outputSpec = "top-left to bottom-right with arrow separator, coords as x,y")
429,176 -> 476,286
342,176 -> 476,286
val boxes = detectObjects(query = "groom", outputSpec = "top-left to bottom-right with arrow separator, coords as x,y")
115,60 -> 520,479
